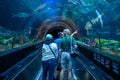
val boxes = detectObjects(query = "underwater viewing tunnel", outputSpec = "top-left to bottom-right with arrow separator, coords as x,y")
0,0 -> 120,80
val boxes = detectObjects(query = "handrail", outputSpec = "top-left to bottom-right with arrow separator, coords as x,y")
0,46 -> 43,80
77,43 -> 120,79
0,41 -> 43,80
78,43 -> 120,62
0,41 -> 43,74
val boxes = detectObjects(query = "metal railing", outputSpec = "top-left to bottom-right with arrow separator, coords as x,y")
0,41 -> 43,80
77,43 -> 120,80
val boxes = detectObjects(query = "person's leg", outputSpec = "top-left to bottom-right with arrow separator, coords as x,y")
68,53 -> 73,80
60,69 -> 69,80
60,52 -> 67,80
60,69 -> 64,80
48,59 -> 56,80
56,66 -> 61,79
68,69 -> 73,80
42,61 -> 48,80
56,58 -> 61,79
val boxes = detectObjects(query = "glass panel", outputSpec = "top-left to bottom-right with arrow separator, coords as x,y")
0,0 -> 120,59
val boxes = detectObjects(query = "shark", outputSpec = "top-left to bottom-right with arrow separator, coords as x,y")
85,11 -> 104,35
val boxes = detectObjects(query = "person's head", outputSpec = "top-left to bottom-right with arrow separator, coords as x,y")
63,29 -> 70,36
45,34 -> 53,44
45,34 -> 53,40
58,32 -> 64,38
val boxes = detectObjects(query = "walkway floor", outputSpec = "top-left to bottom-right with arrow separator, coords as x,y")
54,52 -> 113,80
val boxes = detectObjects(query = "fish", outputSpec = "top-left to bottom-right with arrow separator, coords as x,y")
68,0 -> 79,5
79,0 -> 87,6
12,13 -> 30,18
95,10 -> 104,28
103,0 -> 110,4
85,12 -> 104,35
80,0 -> 85,5
34,4 -> 46,12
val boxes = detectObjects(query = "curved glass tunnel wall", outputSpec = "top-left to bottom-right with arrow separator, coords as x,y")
0,0 -> 120,79
0,0 -> 120,60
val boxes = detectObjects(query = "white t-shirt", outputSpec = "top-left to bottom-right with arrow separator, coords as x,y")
42,43 -> 58,61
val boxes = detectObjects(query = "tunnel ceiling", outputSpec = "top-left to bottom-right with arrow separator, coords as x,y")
0,0 -> 120,36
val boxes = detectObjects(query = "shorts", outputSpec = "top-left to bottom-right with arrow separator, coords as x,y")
61,52 -> 73,69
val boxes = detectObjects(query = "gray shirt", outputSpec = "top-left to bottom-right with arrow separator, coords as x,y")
42,43 -> 58,61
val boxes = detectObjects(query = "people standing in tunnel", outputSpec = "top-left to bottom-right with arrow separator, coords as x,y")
41,34 -> 58,80
59,29 -> 77,80
54,31 -> 64,66
54,32 -> 64,79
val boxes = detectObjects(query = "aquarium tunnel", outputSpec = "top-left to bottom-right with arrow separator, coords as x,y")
0,0 -> 120,80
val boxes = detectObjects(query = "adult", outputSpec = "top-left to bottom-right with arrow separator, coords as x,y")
54,32 -> 64,79
59,29 -> 77,80
41,34 -> 58,80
